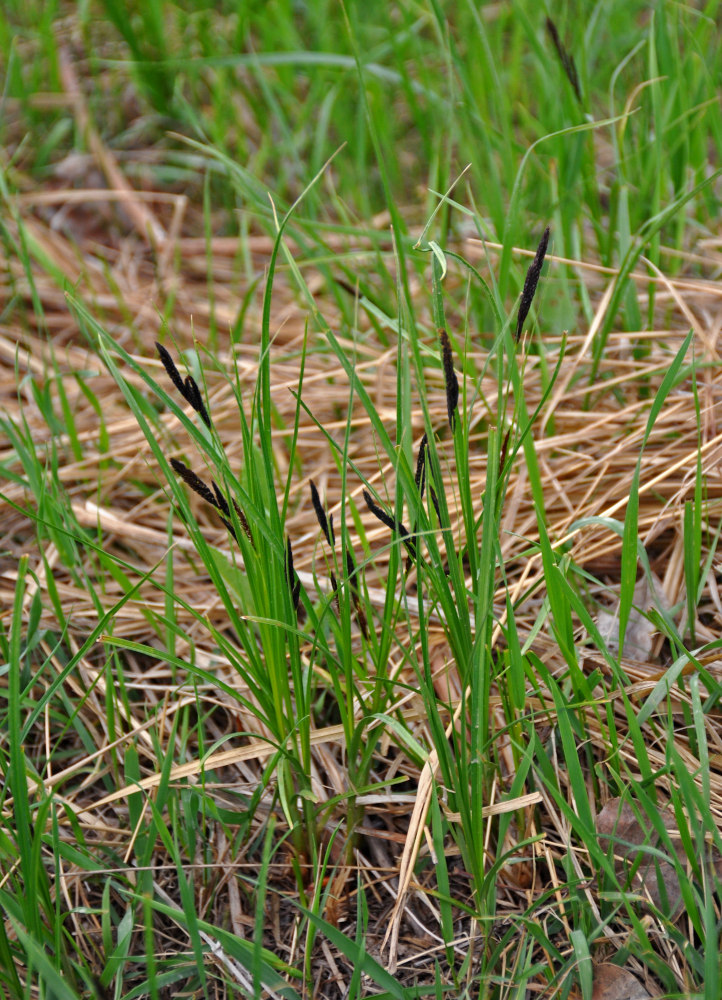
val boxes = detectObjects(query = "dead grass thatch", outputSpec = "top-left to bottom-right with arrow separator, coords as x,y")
3,142 -> 722,994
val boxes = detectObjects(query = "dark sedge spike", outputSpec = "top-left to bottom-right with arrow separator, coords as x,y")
328,512 -> 335,546
499,427 -> 511,477
211,480 -> 231,519
344,540 -> 368,640
310,480 -> 332,547
329,571 -> 340,616
362,490 -> 416,560
344,546 -> 366,608
285,537 -> 301,613
397,522 -> 417,560
209,478 -> 253,545
184,374 -> 211,428
335,278 -> 358,298
183,375 -> 198,408
347,556 -> 368,637
232,498 -> 253,545
515,226 -> 550,342
156,342 -> 186,398
196,398 -> 211,428
335,276 -> 385,314
156,342 -> 211,427
546,18 -> 582,103
170,458 -> 216,507
439,328 -> 459,431
410,434 -> 428,570
219,515 -> 239,544
285,536 -> 294,587
424,447 -> 444,525
352,601 -> 368,638
363,489 -> 395,532
171,459 -> 241,542
414,433 -> 428,498
429,486 -> 441,525
353,596 -> 368,639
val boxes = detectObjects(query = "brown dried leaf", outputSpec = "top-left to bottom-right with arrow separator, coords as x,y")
596,573 -> 670,660
596,797 -> 682,915
323,866 -> 352,927
592,963 -> 652,1000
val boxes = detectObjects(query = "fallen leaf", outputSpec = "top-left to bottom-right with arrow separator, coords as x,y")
592,963 -> 652,1000
596,573 -> 669,660
596,797 -> 682,916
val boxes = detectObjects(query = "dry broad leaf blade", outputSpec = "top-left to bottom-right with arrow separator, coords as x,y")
592,963 -> 653,1000
596,572 -> 669,660
596,797 -> 682,916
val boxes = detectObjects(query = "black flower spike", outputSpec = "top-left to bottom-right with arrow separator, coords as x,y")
310,480 -> 333,547
499,427 -> 512,477
285,537 -> 301,612
231,498 -> 253,545
183,375 -> 199,410
171,459 -> 234,538
362,489 -> 395,532
212,488 -> 241,543
345,547 -> 368,639
184,374 -> 212,428
424,447 -> 443,525
393,523 -> 416,559
410,436 -> 426,562
156,342 -> 211,428
362,489 -> 416,561
211,480 -> 231,518
170,458 -> 217,508
429,485 -> 441,524
209,478 -> 253,545
414,433 -> 428,498
156,342 -> 186,398
171,458 -> 252,545
311,480 -> 368,638
546,18 -> 582,104
218,515 -> 239,544
515,226 -> 550,342
439,329 -> 459,431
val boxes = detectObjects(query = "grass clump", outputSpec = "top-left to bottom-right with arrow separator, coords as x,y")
2,3 -> 722,998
